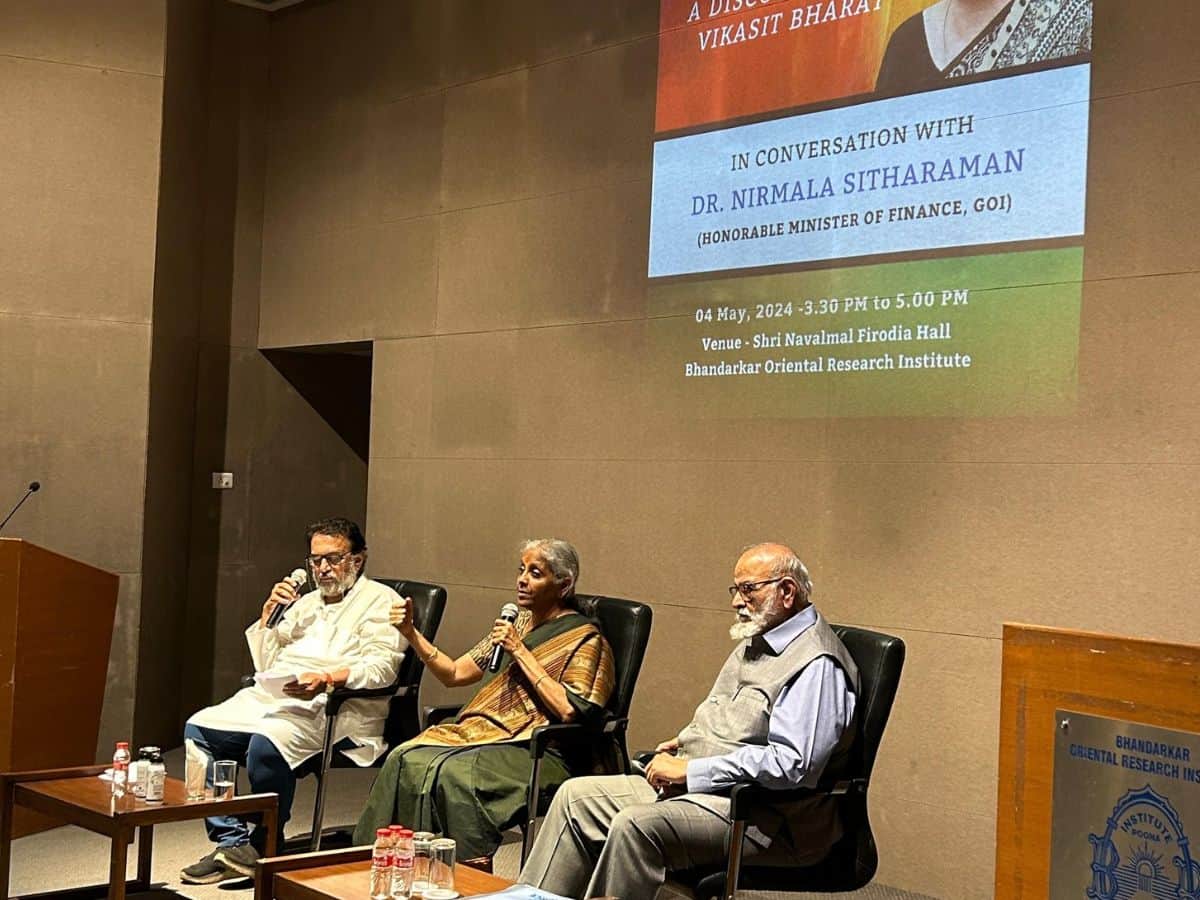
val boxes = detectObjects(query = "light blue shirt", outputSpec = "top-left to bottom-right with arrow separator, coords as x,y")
685,605 -> 857,794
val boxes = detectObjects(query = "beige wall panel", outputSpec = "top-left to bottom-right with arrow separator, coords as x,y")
435,182 -> 650,334
0,57 -> 162,203
0,58 -> 163,322
871,798 -> 995,899
1079,272 -> 1200,423
440,67 -> 536,209
1091,0 -> 1200,99
369,0 -> 444,104
258,216 -> 438,347
263,105 -> 373,244
210,568 -> 256,698
1084,81 -> 1200,281
366,456 -> 835,620
423,324 -> 648,459
436,0 -> 536,88
0,0 -> 165,75
0,429 -> 149,576
266,0 -> 374,123
531,0 -> 660,65
97,574 -> 141,758
372,92 -> 446,223
364,456 -> 438,580
525,37 -> 655,197
440,39 -> 653,211
865,630 -> 1000,821
0,315 -> 150,448
367,0 -> 659,105
818,460 -> 1200,641
262,93 -> 443,253
370,338 -> 436,460
0,315 -> 149,571
379,323 -> 836,465
0,186 -> 160,324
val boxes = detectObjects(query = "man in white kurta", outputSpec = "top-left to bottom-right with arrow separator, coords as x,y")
181,518 -> 405,884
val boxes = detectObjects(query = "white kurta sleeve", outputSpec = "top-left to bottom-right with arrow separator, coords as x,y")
244,597 -> 310,672
245,621 -> 277,673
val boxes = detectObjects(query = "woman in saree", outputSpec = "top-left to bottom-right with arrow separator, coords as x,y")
353,538 -> 615,864
875,0 -> 1092,96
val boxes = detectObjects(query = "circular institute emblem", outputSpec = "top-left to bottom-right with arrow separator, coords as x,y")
1087,785 -> 1200,899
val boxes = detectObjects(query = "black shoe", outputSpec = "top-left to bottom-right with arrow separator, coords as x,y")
216,842 -> 261,877
180,849 -> 234,885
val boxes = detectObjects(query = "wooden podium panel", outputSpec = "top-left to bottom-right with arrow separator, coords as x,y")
995,623 -> 1200,898
0,538 -> 119,836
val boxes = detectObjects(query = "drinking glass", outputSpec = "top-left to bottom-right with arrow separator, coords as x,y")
184,740 -> 207,800
411,831 -> 435,895
425,838 -> 456,900
213,760 -> 237,800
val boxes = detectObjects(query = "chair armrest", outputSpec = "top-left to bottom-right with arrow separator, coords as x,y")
326,682 -> 402,716
727,777 -> 866,821
603,716 -> 629,737
424,704 -> 461,728
528,722 -> 589,759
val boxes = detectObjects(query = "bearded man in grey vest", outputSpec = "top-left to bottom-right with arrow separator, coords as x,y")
519,542 -> 859,900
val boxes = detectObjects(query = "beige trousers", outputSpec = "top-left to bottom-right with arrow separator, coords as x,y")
518,775 -> 739,900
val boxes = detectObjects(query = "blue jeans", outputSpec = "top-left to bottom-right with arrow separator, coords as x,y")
183,722 -> 353,851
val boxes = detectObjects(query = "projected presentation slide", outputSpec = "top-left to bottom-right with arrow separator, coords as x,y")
649,0 -> 1094,417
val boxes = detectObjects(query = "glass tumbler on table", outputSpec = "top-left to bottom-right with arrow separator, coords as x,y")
411,831 -> 435,895
425,838 -> 456,900
213,760 -> 238,800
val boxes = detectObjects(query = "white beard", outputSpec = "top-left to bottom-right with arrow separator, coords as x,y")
318,568 -> 358,598
729,594 -> 782,640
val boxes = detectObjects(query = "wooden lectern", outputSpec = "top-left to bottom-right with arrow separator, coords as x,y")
0,538 -> 119,836
994,623 -> 1200,898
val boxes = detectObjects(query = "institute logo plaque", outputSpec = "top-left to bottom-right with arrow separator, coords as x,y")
1050,711 -> 1200,898
1086,785 -> 1199,898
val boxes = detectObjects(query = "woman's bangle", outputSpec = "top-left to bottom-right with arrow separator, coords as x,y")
422,646 -> 440,664
533,673 -> 549,690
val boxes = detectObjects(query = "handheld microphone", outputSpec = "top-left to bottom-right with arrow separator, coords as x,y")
0,482 -> 41,533
487,603 -> 520,673
266,568 -> 309,628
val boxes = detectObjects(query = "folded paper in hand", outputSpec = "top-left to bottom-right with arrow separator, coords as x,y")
254,669 -> 300,699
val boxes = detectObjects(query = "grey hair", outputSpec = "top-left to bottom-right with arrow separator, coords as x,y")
743,542 -> 813,604
520,538 -> 580,595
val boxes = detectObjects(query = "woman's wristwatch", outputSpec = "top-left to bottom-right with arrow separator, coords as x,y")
324,672 -> 336,694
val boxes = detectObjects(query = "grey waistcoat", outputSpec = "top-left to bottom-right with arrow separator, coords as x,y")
675,609 -> 861,861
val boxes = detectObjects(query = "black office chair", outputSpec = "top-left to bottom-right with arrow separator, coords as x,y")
685,624 -> 905,900
425,594 -> 654,865
299,579 -> 446,851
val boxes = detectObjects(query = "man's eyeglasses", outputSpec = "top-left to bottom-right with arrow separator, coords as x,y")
727,577 -> 785,598
306,551 -> 355,568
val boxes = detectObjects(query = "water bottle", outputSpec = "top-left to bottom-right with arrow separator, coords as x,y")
144,748 -> 166,802
111,742 -> 130,798
131,746 -> 157,798
370,827 -> 393,900
390,827 -> 414,899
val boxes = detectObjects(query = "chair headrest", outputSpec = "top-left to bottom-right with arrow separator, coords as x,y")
575,594 -> 654,719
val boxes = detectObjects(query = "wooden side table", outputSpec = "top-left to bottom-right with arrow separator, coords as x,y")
255,846 -> 514,900
0,765 -> 279,900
